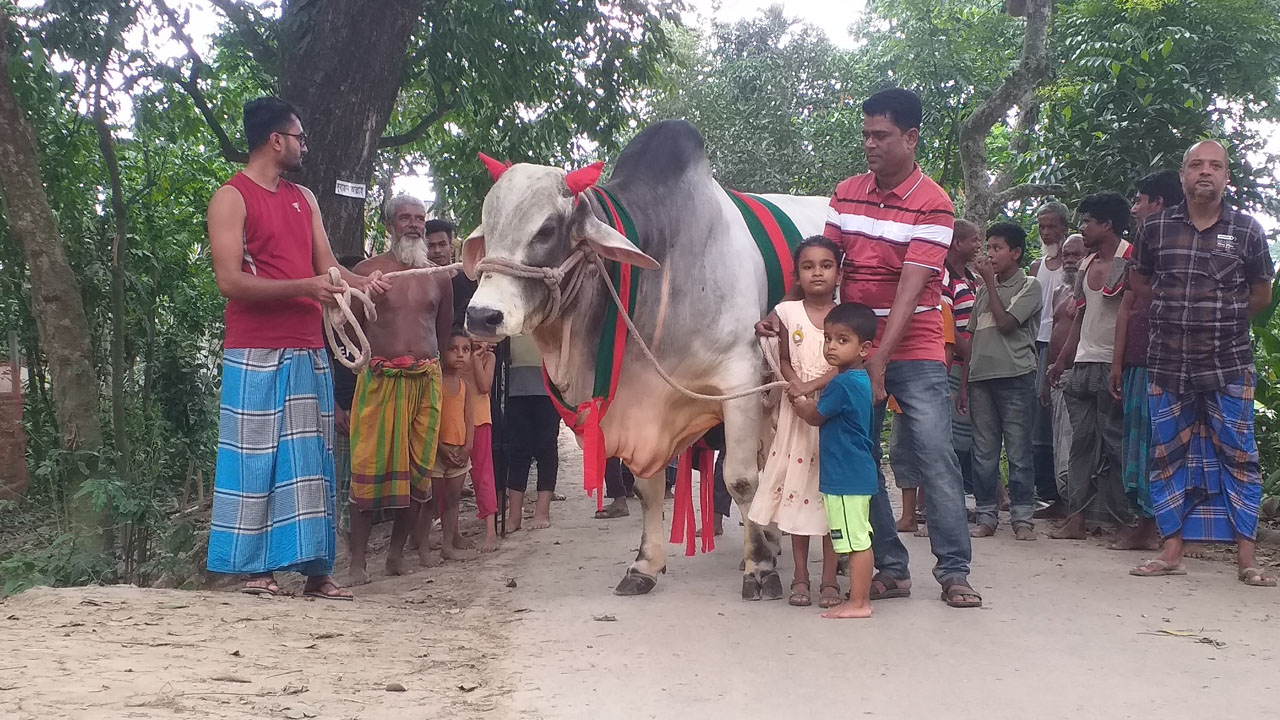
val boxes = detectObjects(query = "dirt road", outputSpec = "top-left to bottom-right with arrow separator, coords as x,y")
4,434 -> 1278,719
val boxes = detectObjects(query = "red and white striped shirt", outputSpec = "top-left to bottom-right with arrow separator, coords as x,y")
822,165 -> 955,362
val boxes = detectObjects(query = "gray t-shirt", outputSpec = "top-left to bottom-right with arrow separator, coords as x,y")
967,269 -> 1043,382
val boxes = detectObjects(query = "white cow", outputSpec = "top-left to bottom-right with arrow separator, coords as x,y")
464,120 -> 829,597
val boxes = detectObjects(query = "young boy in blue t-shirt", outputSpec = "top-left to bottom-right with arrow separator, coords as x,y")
792,302 -> 879,619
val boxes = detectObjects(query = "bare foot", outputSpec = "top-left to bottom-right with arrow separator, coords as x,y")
441,546 -> 476,561
821,600 -> 873,619
529,514 -> 551,530
1109,527 -> 1160,551
913,526 -> 929,538
479,533 -> 500,553
896,516 -> 919,533
349,566 -> 370,586
1049,517 -> 1088,540
970,524 -> 995,538
429,534 -> 443,551
1014,525 -> 1037,541
385,554 -> 408,576
508,520 -> 523,533
452,533 -> 475,551
417,550 -> 443,568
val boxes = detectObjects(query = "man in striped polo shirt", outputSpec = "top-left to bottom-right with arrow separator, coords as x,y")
823,88 -> 979,608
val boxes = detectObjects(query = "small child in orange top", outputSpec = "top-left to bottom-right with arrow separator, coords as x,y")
432,330 -> 475,561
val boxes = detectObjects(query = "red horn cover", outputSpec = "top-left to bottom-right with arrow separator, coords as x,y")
565,161 -> 604,195
478,152 -> 512,182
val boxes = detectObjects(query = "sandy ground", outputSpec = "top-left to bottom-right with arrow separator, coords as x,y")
3,430 -> 1278,719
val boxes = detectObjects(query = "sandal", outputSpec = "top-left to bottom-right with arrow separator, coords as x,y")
303,578 -> 354,601
788,580 -> 811,607
241,577 -> 279,596
1129,558 -> 1187,577
869,572 -> 911,600
593,504 -> 629,519
940,579 -> 982,608
818,583 -> 842,608
1238,567 -> 1278,587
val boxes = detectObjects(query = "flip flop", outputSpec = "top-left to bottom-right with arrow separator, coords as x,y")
593,505 -> 629,519
869,572 -> 910,600
241,579 -> 279,596
1238,567 -> 1278,587
303,579 -> 354,601
940,579 -> 982,608
1129,558 -> 1187,577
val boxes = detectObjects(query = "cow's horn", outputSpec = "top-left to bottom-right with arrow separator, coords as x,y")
478,152 -> 512,182
565,161 -> 605,195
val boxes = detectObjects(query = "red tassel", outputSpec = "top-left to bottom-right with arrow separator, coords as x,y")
477,152 -> 512,182
699,448 -> 716,553
670,450 -> 696,556
581,399 -> 605,511
565,161 -> 605,194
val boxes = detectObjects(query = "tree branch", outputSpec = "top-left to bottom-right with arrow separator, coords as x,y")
207,0 -> 277,72
958,0 -> 1054,202
991,182 -> 1068,206
152,0 -> 248,163
378,77 -> 450,149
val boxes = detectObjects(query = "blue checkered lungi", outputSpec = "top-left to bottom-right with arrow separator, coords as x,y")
1148,370 -> 1262,543
207,348 -> 337,575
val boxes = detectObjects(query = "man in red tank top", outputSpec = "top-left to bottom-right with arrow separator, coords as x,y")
206,97 -> 388,600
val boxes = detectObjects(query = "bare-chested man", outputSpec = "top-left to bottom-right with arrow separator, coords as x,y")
1040,235 -> 1086,507
347,195 -> 454,584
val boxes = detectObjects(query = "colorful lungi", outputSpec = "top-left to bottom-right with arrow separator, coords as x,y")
349,356 -> 442,512
1121,366 -> 1153,519
208,348 -> 337,576
1148,370 -> 1262,542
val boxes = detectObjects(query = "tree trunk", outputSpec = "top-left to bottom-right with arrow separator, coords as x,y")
957,0 -> 1062,225
278,0 -> 422,257
93,28 -> 131,483
0,20 -> 108,549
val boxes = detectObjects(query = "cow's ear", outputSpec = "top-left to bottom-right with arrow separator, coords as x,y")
462,227 -> 485,280
572,202 -> 659,270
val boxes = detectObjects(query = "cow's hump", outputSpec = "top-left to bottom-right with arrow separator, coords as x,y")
609,120 -> 710,189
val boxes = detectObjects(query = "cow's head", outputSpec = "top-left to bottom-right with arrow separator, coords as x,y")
463,156 -> 658,339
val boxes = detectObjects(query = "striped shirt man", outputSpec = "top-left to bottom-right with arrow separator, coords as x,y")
823,164 -> 956,363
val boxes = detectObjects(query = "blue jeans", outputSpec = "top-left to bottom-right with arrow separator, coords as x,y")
870,360 -> 973,585
969,372 -> 1037,529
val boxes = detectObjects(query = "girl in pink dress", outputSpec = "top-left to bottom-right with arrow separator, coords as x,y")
749,237 -> 843,608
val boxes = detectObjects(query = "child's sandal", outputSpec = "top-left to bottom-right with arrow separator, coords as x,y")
818,583 -> 842,608
788,580 -> 812,607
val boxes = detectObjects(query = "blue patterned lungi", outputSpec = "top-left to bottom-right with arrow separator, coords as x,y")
208,348 -> 337,575
1148,370 -> 1262,543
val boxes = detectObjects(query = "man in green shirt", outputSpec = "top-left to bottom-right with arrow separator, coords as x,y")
963,222 -> 1043,540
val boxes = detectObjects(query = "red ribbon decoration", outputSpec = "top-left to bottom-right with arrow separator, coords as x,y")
565,161 -> 605,194
669,442 -> 718,557
477,152 -> 512,181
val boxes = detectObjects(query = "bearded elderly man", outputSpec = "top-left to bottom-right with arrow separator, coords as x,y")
347,194 -> 454,584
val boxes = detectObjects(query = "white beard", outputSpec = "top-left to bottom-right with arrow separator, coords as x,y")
392,236 -> 431,268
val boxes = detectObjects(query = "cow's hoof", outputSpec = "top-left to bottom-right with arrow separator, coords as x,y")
614,569 -> 658,596
759,570 -> 784,601
742,575 -> 761,601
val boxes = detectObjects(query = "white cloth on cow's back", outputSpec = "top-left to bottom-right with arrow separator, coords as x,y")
748,301 -> 831,537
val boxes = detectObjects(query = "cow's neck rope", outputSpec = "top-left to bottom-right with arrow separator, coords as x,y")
324,253 -> 790,401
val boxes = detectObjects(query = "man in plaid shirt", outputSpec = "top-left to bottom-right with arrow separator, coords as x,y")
1129,140 -> 1276,587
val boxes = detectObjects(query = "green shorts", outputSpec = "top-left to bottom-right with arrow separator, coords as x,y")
824,494 -> 873,554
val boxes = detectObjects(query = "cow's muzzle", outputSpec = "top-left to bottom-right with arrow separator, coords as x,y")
465,305 -> 506,340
